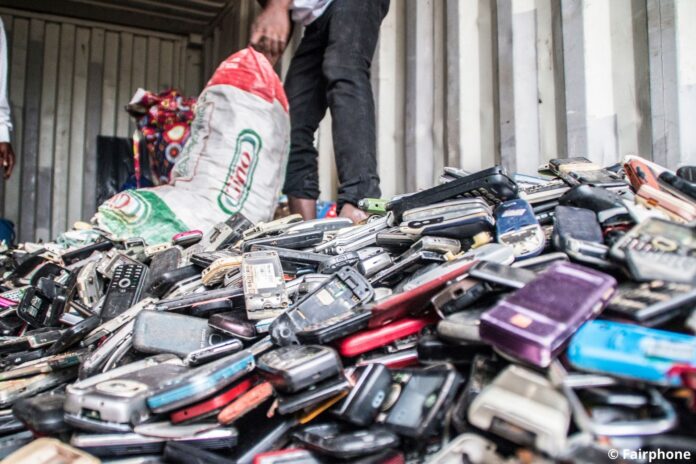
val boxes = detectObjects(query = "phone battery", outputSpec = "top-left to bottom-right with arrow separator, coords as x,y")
242,251 -> 288,320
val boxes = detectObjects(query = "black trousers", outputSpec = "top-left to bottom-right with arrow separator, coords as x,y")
282,0 -> 390,210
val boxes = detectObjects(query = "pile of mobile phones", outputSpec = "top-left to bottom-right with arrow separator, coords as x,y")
1,157 -> 696,463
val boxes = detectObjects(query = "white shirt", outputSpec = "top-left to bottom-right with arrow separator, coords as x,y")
291,0 -> 334,26
0,19 -> 11,143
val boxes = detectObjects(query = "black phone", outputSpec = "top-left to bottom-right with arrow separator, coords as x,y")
101,263 -> 148,320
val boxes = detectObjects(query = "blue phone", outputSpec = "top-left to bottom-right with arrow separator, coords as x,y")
567,320 -> 696,386
146,351 -> 255,413
495,199 -> 545,259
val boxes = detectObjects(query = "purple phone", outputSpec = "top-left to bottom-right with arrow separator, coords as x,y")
479,262 -> 616,367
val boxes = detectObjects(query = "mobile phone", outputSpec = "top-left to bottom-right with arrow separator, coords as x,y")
2,437 -> 100,464
253,448 -> 323,464
436,308 -> 488,343
79,320 -> 135,379
519,179 -> 570,204
317,252 -> 360,275
427,433 -> 502,464
558,184 -> 632,226
480,261 -> 616,367
386,166 -> 518,221
0,368 -> 77,407
69,427 -> 238,457
561,376 -> 677,437
659,170 -> 696,203
368,250 -> 445,287
293,423 -> 400,459
58,236 -> 111,260
277,376 -> 351,415
636,184 -> 696,223
172,229 -> 204,248
0,349 -> 85,381
82,297 -> 155,346
170,376 -> 256,424
468,364 -> 570,457
399,199 -> 495,238
201,255 -> 243,287
217,382 -> 275,425
358,198 -> 388,215
495,199 -> 545,259
154,287 -> 245,314
285,217 -> 354,235
375,229 -> 418,251
75,260 -> 103,308
95,251 -> 142,280
65,354 -> 186,431
511,251 -> 568,272
295,309 -> 372,345
552,205 -> 611,268
468,261 -> 536,289
313,215 -> 391,255
199,213 -> 254,251
337,317 -> 435,358
45,315 -> 100,355
0,329 -> 65,355
243,230 -> 325,253
605,281 -> 696,326
133,311 -> 231,357
208,312 -> 258,341
567,320 -> 696,386
101,263 -> 148,321
610,218 -> 696,284
549,157 -> 627,191
258,345 -> 342,393
183,338 -> 245,367
242,214 -> 303,241
624,155 -> 664,191
248,245 -> 329,275
431,278 -> 490,317
242,251 -> 289,320
369,257 -> 477,328
382,365 -> 462,438
332,364 -> 392,426
270,267 -> 374,346
146,350 -> 255,413
417,334 -> 486,365
147,264 -> 200,299
11,392 -> 69,436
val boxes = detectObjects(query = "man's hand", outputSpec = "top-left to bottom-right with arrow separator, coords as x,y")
250,1 -> 291,66
0,143 -> 14,180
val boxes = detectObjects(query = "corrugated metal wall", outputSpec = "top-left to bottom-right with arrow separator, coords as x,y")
3,1 -> 696,241
0,8 -> 202,242
205,0 -> 696,202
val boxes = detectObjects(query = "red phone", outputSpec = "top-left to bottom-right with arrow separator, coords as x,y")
369,258 -> 477,328
338,317 -> 436,357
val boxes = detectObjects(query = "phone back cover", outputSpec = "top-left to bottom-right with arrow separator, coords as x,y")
479,262 -> 616,367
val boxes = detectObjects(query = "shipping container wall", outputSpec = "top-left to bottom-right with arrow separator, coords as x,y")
0,8 -> 203,242
205,0 -> 696,202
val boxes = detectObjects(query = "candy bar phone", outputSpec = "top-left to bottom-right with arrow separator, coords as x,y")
242,251 -> 289,320
257,345 -> 342,393
495,199 -> 545,258
479,262 -> 616,367
567,320 -> 696,386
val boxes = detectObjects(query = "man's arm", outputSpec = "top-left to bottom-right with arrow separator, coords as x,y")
250,0 -> 293,65
0,19 -> 15,179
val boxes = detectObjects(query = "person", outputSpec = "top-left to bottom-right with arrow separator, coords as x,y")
250,0 -> 390,223
0,18 -> 15,180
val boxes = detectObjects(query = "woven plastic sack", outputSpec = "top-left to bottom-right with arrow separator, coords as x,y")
95,48 -> 290,244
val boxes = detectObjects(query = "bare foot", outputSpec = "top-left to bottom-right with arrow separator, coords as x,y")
288,196 -> 317,221
339,203 -> 369,224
